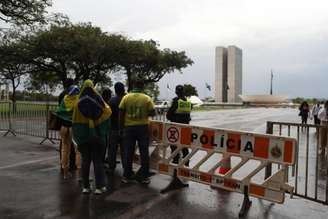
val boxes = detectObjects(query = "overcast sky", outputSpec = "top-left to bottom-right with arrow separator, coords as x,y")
50,0 -> 328,99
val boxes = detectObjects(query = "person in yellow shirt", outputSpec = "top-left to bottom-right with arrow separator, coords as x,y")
119,80 -> 155,184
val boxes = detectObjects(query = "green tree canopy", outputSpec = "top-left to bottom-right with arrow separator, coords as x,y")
0,0 -> 51,25
24,22 -> 122,87
118,39 -> 193,90
0,30 -> 32,103
183,84 -> 198,97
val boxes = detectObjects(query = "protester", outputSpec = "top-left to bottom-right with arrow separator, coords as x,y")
58,78 -> 74,105
166,85 -> 192,165
102,88 -> 112,105
58,78 -> 77,171
72,80 -> 112,194
299,101 -> 310,125
107,82 -> 126,175
318,101 -> 328,155
101,88 -> 112,163
311,102 -> 322,125
119,80 -> 155,184
56,85 -> 81,179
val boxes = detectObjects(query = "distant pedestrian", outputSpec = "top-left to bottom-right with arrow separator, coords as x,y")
56,85 -> 81,179
107,82 -> 126,175
299,101 -> 310,125
119,80 -> 155,184
318,101 -> 328,155
166,85 -> 192,165
311,102 -> 322,125
72,80 -> 112,195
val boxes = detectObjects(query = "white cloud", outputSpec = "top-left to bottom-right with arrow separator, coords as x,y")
50,0 -> 328,98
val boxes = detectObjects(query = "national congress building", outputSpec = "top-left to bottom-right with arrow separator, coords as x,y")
215,46 -> 242,103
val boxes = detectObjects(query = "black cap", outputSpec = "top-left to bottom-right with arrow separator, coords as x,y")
175,85 -> 183,92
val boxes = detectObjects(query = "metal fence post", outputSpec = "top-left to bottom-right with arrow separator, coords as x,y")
40,101 -> 55,144
265,121 -> 273,179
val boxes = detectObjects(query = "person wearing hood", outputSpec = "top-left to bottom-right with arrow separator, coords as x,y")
72,80 -> 112,195
56,85 -> 81,179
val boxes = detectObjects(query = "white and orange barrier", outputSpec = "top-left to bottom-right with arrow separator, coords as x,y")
147,120 -> 297,204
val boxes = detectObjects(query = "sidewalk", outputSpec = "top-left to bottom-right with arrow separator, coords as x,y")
0,134 -> 327,219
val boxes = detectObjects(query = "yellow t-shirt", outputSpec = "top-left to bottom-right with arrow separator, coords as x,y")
119,91 -> 155,126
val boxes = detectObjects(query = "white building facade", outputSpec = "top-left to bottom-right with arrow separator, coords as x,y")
215,46 -> 242,103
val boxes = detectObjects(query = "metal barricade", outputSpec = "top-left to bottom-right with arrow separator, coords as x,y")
266,121 -> 328,205
143,121 -> 297,217
0,101 -> 10,132
1,101 -> 60,143
1,101 -> 166,143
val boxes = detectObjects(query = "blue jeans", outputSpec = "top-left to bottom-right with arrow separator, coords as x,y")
79,137 -> 106,189
123,125 -> 149,179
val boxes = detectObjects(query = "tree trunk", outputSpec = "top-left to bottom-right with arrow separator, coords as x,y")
11,79 -> 16,113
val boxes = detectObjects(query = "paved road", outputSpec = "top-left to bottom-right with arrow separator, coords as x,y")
0,108 -> 328,219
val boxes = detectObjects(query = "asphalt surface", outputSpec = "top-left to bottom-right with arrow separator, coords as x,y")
1,108 -> 328,219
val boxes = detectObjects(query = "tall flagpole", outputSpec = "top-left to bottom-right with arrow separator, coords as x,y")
270,69 -> 273,95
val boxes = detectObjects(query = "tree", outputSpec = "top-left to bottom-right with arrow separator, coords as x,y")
117,39 -> 193,90
0,0 -> 51,25
144,82 -> 160,101
183,84 -> 198,97
24,22 -> 122,88
0,31 -> 31,105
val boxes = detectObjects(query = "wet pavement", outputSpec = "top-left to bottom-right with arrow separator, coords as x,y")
1,108 -> 328,219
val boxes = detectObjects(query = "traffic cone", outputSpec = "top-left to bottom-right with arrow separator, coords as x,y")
218,155 -> 231,175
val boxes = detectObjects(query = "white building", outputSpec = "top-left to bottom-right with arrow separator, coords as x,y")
215,46 -> 242,103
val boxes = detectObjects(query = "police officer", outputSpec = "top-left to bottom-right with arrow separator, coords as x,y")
166,85 -> 192,165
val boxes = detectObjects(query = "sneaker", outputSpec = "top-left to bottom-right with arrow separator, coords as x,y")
94,187 -> 107,195
82,188 -> 91,194
137,177 -> 151,185
121,176 -> 135,184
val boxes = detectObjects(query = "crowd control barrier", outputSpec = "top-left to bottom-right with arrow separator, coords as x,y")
145,120 -> 297,217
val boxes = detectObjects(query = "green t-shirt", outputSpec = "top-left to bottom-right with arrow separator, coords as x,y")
119,90 -> 155,126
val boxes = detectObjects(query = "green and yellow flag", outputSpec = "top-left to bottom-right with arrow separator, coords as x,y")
72,80 -> 112,146
55,94 -> 78,124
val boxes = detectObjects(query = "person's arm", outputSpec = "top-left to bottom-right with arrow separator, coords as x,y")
148,98 -> 156,117
118,96 -> 126,130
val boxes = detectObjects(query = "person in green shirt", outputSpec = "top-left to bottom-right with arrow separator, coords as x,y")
56,85 -> 81,179
119,80 -> 155,184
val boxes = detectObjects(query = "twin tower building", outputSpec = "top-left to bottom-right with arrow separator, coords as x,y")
215,46 -> 242,103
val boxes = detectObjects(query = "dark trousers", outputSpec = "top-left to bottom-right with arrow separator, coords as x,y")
123,125 -> 149,179
301,115 -> 308,124
314,115 -> 320,125
170,145 -> 189,165
79,137 -> 106,189
108,130 -> 124,171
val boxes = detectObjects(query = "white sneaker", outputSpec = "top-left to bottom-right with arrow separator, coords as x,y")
94,187 -> 107,195
82,188 -> 90,194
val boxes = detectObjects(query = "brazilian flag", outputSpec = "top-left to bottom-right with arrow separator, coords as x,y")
72,80 -> 112,146
55,94 -> 78,125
